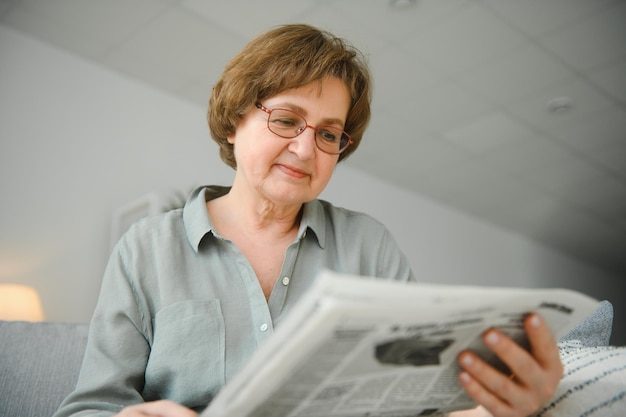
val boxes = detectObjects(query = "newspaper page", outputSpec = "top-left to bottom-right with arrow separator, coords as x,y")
203,270 -> 600,417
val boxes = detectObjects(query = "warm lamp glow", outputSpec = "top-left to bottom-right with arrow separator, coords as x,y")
0,284 -> 45,321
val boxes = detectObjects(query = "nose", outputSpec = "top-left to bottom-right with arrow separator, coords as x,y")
289,125 -> 317,160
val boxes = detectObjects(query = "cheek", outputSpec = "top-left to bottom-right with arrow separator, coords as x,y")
316,158 -> 339,182
235,137 -> 281,175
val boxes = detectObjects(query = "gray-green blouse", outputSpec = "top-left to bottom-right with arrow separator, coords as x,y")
54,186 -> 415,416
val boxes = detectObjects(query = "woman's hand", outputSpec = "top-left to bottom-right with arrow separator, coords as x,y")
114,400 -> 198,417
454,313 -> 563,417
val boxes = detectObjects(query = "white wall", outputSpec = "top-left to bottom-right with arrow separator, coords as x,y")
1,25 -> 624,345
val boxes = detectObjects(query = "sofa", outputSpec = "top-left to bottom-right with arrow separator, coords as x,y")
0,321 -> 88,417
0,301 -> 623,417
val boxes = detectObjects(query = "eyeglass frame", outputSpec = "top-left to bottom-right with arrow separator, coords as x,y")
255,102 -> 353,155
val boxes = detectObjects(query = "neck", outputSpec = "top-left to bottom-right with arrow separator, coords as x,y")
210,185 -> 303,239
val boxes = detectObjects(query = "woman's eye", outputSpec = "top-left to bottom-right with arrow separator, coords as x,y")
271,117 -> 298,128
318,129 -> 339,143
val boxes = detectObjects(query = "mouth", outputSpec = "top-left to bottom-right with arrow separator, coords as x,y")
276,163 -> 310,179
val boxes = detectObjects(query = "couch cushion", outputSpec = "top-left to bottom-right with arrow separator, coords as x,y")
0,320 -> 89,417
532,340 -> 626,417
558,300 -> 614,347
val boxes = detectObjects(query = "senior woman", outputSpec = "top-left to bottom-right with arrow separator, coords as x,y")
54,24 -> 563,417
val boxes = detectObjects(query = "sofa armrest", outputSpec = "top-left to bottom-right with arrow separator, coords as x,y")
559,300 -> 614,346
0,320 -> 89,417
531,301 -> 624,416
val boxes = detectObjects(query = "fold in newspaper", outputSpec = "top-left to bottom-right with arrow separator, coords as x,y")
202,270 -> 600,417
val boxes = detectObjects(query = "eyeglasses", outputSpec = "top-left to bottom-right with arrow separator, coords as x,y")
255,102 -> 353,155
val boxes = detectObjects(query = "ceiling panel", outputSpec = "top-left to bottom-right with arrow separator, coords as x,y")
1,0 -> 625,276
549,108 -> 626,152
441,111 -> 534,154
481,134 -> 574,175
589,57 -> 626,103
538,2 -> 626,71
401,3 -> 527,76
507,77 -> 617,134
103,7 -> 243,93
590,139 -> 626,179
332,0 -> 470,43
455,43 -> 576,105
181,0 -> 318,41
370,48 -> 447,108
396,81 -> 495,132
481,0 -> 616,37
299,3 -> 390,56
1,0 -> 173,58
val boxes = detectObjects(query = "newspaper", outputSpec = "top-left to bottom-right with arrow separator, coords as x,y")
202,270 -> 600,417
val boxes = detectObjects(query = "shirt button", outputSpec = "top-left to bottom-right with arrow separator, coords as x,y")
260,323 -> 268,332
282,276 -> 290,286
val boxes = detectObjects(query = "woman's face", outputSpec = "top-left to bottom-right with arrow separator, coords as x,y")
228,77 -> 351,207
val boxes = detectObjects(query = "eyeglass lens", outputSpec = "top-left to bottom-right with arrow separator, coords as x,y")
267,108 -> 350,154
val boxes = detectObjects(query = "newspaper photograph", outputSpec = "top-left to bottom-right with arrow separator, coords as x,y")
203,270 -> 600,417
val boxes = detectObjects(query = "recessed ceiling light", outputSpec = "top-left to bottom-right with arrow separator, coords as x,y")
389,0 -> 417,10
547,97 -> 573,114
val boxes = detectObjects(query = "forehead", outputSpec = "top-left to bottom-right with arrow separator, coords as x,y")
266,77 -> 350,121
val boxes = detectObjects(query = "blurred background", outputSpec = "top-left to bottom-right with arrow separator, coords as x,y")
1,0 -> 625,344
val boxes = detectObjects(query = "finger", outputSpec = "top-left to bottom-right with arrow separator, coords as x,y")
457,363 -> 519,417
521,314 -> 564,400
467,318 -> 561,410
448,405 -> 492,417
115,405 -> 151,417
459,332 -> 542,414
525,314 -> 563,373
488,315 -> 562,396
483,326 -> 549,394
117,400 -> 198,417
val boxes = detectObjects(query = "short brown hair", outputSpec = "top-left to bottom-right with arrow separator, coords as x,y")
208,24 -> 372,169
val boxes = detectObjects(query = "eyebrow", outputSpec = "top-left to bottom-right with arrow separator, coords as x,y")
277,102 -> 346,128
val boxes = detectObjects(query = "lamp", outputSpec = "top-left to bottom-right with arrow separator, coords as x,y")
0,284 -> 45,321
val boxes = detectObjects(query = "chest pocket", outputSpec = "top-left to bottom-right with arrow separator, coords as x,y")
144,299 -> 225,407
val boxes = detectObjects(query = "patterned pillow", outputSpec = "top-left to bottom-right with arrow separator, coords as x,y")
531,340 -> 626,417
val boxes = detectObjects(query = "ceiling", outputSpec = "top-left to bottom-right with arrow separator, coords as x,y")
2,0 -> 625,277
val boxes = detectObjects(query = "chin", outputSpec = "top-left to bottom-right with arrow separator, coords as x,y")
267,186 -> 315,206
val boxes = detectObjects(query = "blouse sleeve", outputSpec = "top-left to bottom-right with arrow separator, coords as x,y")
53,235 -> 151,417
375,226 -> 417,284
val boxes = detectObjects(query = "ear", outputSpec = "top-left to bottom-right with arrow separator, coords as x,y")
227,134 -> 235,145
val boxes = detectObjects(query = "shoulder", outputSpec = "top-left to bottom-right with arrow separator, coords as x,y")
314,199 -> 387,230
305,199 -> 393,246
130,208 -> 184,237
116,208 -> 187,254
308,199 -> 415,282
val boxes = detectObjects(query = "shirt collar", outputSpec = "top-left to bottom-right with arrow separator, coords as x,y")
300,198 -> 326,249
183,186 -> 326,252
183,186 -> 228,252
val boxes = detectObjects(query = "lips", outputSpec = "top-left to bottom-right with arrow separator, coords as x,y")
276,163 -> 310,179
